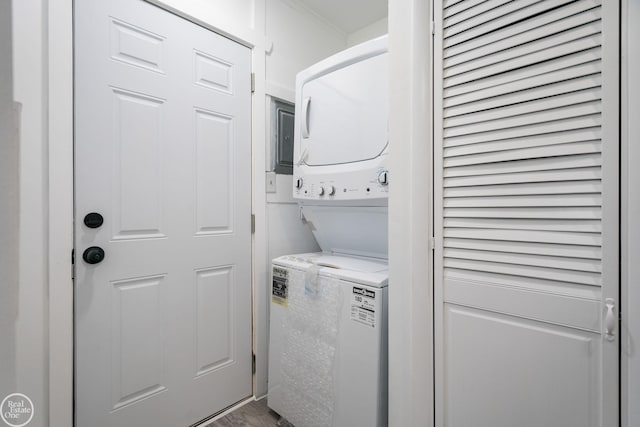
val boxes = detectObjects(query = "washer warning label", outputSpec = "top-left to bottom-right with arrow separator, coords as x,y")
351,286 -> 376,327
272,267 -> 288,307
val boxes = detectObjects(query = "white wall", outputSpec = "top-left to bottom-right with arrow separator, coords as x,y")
0,0 -> 19,409
265,0 -> 347,101
259,1 -> 347,396
347,16 -> 388,47
7,1 -> 51,426
622,0 -> 640,425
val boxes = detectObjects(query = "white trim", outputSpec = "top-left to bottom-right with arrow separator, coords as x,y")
621,0 -> 640,425
144,0 -> 260,48
432,1 -> 445,424
47,0 -> 74,425
387,0 -> 434,426
249,0 -> 270,398
598,3 -> 621,424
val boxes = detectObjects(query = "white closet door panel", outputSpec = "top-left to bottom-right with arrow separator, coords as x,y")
444,153 -> 601,176
443,228 -> 601,246
445,35 -> 601,87
444,166 -> 601,187
445,269 -> 602,300
444,51 -> 601,98
443,258 -> 600,286
443,193 -> 601,207
445,75 -> 602,117
444,21 -> 602,77
444,238 -> 602,260
444,180 -> 602,197
444,6 -> 602,67
444,0 -> 543,36
445,248 -> 601,273
445,1 -> 600,59
444,128 -> 601,156
444,141 -> 602,168
444,279 -> 601,332
443,0 -> 486,19
445,89 -> 601,127
444,116 -> 602,147
434,0 -> 619,425
444,1 -> 582,47
443,0 -> 514,29
443,206 -> 601,219
444,218 -> 601,233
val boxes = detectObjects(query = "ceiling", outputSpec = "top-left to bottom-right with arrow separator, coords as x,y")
297,0 -> 388,34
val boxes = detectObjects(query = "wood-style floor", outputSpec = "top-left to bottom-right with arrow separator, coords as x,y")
206,398 -> 292,427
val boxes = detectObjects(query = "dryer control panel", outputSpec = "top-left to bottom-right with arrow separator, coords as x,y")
294,164 -> 389,203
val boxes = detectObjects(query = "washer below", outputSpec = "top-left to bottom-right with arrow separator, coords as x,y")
267,253 -> 388,427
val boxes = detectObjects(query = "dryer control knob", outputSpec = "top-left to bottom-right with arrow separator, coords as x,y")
377,170 -> 389,185
295,177 -> 303,189
328,185 -> 336,196
318,186 -> 325,196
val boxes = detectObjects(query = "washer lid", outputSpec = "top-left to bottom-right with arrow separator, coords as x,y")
298,52 -> 388,166
273,252 -> 388,287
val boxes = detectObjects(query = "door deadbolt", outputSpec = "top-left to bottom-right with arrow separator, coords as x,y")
84,212 -> 104,228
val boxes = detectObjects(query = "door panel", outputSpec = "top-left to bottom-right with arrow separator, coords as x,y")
433,1 -> 619,426
444,306 -> 600,427
74,1 -> 252,426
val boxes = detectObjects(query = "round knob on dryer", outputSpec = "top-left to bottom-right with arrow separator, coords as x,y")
295,177 -> 303,189
318,186 -> 325,196
328,185 -> 336,196
377,170 -> 389,185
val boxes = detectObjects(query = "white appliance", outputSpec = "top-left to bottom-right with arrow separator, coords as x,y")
292,35 -> 389,259
268,253 -> 388,427
268,35 -> 389,427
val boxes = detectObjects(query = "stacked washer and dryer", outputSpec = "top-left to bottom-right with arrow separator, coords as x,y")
267,36 -> 389,427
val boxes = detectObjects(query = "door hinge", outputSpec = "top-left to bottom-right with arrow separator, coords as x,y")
251,214 -> 255,234
252,353 -> 256,374
251,72 -> 255,93
431,20 -> 436,36
429,237 -> 436,251
71,249 -> 75,280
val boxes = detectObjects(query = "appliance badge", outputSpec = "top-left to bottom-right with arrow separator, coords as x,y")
272,267 -> 289,307
352,286 -> 376,299
351,286 -> 376,327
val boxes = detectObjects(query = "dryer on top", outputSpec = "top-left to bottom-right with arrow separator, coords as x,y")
293,35 -> 389,206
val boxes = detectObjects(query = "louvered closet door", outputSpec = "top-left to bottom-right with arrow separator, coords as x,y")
433,1 -> 619,426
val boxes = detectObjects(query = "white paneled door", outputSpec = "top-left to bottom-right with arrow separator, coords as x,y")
434,1 -> 619,426
74,1 -> 252,426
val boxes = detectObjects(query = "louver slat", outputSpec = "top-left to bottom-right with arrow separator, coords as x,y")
444,0 -> 487,20
444,0 -> 601,59
444,1 -> 583,48
444,7 -> 602,67
437,0 -> 611,309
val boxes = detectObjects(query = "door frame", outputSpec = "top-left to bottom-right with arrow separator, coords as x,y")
47,0 -> 268,425
621,1 -> 640,425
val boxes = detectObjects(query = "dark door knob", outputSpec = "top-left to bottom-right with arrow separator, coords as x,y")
84,212 -> 104,228
83,246 -> 105,264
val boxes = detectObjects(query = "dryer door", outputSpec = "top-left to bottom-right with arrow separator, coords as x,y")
299,52 -> 388,166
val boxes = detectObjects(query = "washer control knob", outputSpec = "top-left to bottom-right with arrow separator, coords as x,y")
377,170 -> 389,185
318,186 -> 325,196
328,185 -> 336,196
295,177 -> 303,189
